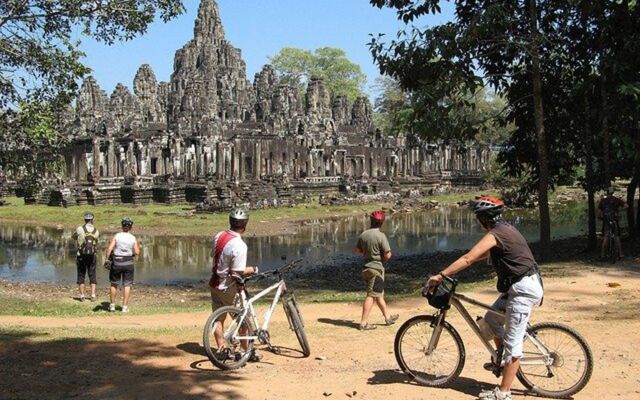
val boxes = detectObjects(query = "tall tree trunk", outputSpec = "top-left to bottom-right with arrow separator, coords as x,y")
600,80 -> 611,185
528,0 -> 551,252
584,97 -> 597,249
627,175 -> 638,238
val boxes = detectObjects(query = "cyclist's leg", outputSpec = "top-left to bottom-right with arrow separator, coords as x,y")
499,276 -> 543,392
615,222 -> 624,257
210,286 -> 236,349
484,293 -> 508,345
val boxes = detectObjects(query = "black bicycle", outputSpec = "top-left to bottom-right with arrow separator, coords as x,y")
394,276 -> 593,398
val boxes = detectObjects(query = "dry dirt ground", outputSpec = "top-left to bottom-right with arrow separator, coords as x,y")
1,262 -> 639,400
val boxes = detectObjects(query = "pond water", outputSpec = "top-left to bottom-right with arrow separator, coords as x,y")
0,203 -> 591,285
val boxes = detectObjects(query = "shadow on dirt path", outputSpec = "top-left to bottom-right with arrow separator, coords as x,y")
317,318 -> 360,330
0,331 -> 243,399
368,369 -> 502,397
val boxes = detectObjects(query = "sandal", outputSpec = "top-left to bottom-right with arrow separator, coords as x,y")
359,323 -> 377,331
385,314 -> 399,326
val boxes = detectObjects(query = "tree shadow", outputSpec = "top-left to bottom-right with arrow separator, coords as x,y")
0,330 -> 244,399
367,369 -> 496,397
317,318 -> 361,330
177,342 -> 207,357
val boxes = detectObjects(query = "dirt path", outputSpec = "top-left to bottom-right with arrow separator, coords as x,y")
1,265 -> 639,400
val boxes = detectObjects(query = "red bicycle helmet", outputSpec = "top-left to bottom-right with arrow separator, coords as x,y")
370,210 -> 385,222
469,196 -> 505,217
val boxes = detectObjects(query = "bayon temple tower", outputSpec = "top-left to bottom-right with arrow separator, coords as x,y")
55,0 -> 489,208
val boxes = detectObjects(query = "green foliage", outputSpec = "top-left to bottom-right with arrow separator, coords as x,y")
270,47 -> 367,102
0,0 -> 185,110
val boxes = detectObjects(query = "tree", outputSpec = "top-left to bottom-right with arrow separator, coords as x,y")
0,0 -> 185,197
369,0 -> 556,248
270,47 -> 367,102
0,0 -> 185,112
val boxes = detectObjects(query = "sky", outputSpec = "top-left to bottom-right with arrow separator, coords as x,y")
79,0 -> 454,98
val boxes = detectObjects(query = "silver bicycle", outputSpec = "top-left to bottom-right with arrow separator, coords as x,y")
395,276 -> 593,398
203,259 -> 310,370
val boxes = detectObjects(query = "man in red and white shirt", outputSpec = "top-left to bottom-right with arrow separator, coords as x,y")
209,208 -> 260,362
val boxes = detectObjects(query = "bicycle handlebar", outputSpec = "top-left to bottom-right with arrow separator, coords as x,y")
239,258 -> 304,284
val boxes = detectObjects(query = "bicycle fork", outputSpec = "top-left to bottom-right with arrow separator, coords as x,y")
426,310 -> 448,355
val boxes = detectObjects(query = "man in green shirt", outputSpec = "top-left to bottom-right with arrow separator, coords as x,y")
355,211 -> 398,330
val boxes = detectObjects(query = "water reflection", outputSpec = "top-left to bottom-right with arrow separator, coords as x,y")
0,204 -> 588,285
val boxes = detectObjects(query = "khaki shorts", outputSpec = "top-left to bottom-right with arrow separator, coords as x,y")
210,284 -> 238,318
362,268 -> 385,298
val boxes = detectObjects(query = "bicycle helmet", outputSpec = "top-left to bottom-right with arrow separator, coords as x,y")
229,208 -> 249,229
469,196 -> 505,217
370,210 -> 385,222
84,212 -> 94,221
121,217 -> 134,226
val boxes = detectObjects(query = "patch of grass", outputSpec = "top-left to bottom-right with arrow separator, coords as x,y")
0,325 -> 201,341
0,293 -> 211,317
0,197 -> 391,237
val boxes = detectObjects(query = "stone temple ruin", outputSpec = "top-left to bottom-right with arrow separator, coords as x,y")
31,0 -> 490,209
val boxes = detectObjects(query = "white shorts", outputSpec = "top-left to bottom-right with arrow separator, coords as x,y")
484,274 -> 544,365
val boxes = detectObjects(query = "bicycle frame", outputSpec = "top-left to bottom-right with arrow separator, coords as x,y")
229,279 -> 287,341
431,293 -> 553,369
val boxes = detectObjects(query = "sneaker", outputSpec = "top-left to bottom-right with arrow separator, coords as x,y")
214,348 -> 231,361
248,351 -> 262,363
122,305 -> 129,313
91,295 -> 97,302
108,303 -> 116,312
478,387 -> 512,400
385,314 -> 399,326
359,323 -> 377,331
79,295 -> 85,302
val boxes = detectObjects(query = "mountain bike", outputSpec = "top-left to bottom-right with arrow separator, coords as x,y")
602,212 -> 620,263
203,258 -> 310,370
395,276 -> 593,399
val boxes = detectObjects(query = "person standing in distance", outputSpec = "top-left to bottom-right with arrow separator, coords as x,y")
104,217 -> 139,313
355,210 -> 398,331
209,208 -> 261,362
72,212 -> 100,302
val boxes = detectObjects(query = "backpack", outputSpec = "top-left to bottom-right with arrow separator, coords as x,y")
80,225 -> 97,256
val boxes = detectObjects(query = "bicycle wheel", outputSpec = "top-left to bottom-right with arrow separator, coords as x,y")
284,297 -> 311,357
203,306 -> 256,370
394,315 -> 465,387
517,322 -> 593,398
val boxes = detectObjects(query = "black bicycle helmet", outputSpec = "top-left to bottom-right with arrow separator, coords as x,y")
84,212 -> 94,221
121,217 -> 134,226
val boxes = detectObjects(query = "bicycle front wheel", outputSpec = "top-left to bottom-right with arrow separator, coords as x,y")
284,297 -> 311,357
394,315 -> 465,387
517,322 -> 593,398
203,306 -> 256,370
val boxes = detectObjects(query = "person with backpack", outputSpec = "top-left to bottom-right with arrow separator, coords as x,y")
104,217 -> 140,313
72,212 -> 100,302
355,210 -> 398,331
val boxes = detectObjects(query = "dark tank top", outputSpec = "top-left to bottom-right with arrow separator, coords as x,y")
489,222 -> 536,291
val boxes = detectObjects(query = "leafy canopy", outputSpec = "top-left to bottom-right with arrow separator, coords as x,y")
0,0 -> 185,111
270,47 -> 367,102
